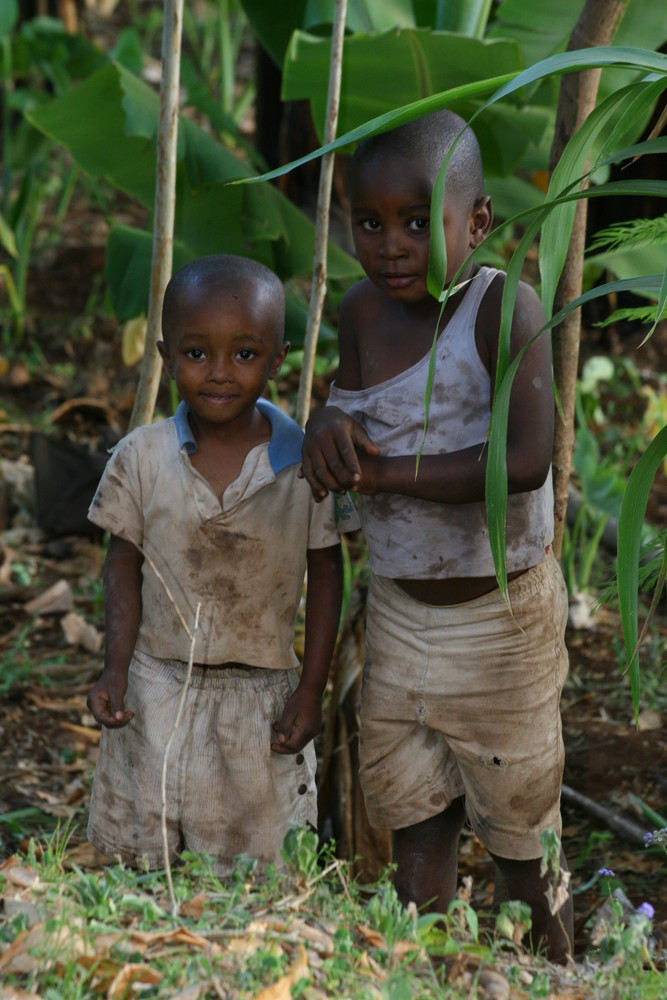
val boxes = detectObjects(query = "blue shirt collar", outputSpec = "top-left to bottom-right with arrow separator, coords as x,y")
175,398 -> 303,474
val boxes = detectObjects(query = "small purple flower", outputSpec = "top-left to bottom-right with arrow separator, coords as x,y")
598,868 -> 615,878
637,902 -> 655,919
644,832 -> 654,846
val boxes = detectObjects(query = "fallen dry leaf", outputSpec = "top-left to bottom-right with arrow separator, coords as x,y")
0,857 -> 43,891
169,986 -> 203,1000
60,720 -> 101,744
27,691 -> 86,713
356,924 -> 386,949
286,920 -> 334,956
478,967 -> 510,1000
75,955 -> 125,994
227,935 -> 271,959
0,921 -> 91,974
61,612 -> 102,653
179,890 -> 207,920
107,962 -> 163,998
0,986 -> 44,1000
357,949 -> 386,981
0,543 -> 18,586
391,939 -> 424,961
24,579 -> 73,615
251,944 -> 309,1000
121,316 -> 147,367
64,840 -> 112,869
131,927 -> 210,950
637,708 -> 662,731
3,898 -> 41,928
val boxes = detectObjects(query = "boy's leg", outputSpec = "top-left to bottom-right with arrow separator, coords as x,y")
490,849 -> 573,962
392,797 -> 466,913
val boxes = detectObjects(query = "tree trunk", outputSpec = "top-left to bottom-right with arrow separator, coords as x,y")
549,0 -> 628,559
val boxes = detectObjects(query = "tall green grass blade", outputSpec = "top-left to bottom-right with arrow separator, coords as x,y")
617,425 -> 667,724
638,261 -> 667,346
539,77 -> 667,319
544,275 -> 664,331
483,269 -> 663,599
233,72 -> 519,185
0,211 -> 17,257
427,142 -> 456,298
485,337 -> 539,598
235,46 -> 667,188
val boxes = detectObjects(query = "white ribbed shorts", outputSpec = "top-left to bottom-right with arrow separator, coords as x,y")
87,651 -> 317,874
359,554 -> 569,860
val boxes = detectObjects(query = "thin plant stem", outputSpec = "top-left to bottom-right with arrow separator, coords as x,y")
161,601 -> 201,918
131,543 -> 197,915
296,0 -> 348,428
138,546 -> 193,641
129,0 -> 184,431
1,36 -> 12,219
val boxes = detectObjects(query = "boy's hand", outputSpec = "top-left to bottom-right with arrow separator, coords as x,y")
271,683 -> 322,754
300,406 -> 380,500
87,671 -> 134,728
354,451 -> 383,496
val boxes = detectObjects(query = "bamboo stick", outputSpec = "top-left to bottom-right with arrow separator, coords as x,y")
129,0 -> 184,431
295,0 -> 348,427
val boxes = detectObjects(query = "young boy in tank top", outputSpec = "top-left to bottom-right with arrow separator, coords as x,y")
301,111 -> 573,961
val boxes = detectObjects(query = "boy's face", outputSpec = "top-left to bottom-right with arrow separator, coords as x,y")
158,281 -> 288,433
349,154 -> 489,303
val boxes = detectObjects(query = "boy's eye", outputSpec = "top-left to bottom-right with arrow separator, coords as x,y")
408,217 -> 429,232
186,348 -> 206,360
360,219 -> 381,231
237,348 -> 255,361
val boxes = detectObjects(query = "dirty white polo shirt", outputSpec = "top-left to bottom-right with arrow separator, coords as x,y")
88,399 -> 357,668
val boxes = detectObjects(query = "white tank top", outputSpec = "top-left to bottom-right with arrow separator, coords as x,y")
327,267 -> 554,579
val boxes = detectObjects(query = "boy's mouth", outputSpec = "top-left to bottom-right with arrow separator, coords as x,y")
201,391 -> 237,403
382,272 -> 417,288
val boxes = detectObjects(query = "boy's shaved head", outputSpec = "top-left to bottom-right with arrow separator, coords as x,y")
162,254 -> 285,347
350,110 -> 484,209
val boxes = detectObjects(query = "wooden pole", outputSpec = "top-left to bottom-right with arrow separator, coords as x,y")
549,0 -> 629,557
129,0 -> 184,431
295,0 -> 348,428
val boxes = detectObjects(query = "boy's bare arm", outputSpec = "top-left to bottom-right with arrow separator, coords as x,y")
356,282 -> 554,504
301,290 -> 380,498
87,535 -> 143,728
271,543 -> 343,754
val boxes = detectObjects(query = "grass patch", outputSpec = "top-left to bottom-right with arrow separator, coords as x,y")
0,826 -> 663,998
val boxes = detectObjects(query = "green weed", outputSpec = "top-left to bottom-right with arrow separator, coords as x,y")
1,832 -> 663,998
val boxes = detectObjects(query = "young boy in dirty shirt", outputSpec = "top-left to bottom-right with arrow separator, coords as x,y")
86,254 -> 358,875
301,111 -> 573,960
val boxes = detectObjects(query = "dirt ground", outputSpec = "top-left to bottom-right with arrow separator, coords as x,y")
1,188 -> 666,962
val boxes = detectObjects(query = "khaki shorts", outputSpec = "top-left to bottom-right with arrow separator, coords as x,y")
359,554 -> 569,860
88,651 -> 316,875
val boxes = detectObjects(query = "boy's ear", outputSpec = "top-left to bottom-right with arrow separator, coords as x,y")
270,341 -> 290,379
469,196 -> 493,248
157,340 -> 173,378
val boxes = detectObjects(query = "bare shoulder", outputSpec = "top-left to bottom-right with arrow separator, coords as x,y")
476,274 -> 547,372
337,279 -> 380,391
339,278 -> 379,329
515,279 -> 546,323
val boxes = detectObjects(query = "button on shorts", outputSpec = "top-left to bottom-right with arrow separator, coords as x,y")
88,651 -> 316,874
359,554 -> 569,860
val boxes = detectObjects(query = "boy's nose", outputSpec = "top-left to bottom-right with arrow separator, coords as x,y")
209,355 -> 232,382
379,229 -> 407,258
